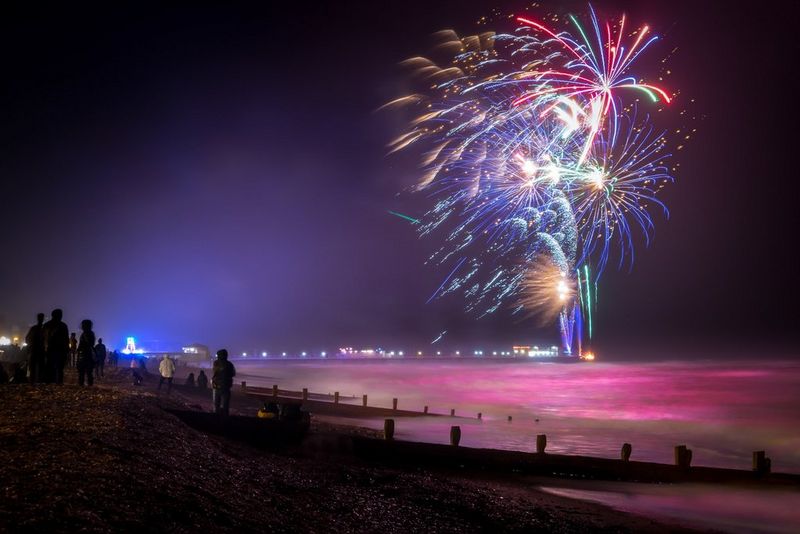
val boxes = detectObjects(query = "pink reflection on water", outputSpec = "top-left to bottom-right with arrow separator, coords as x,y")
238,358 -> 800,472
540,483 -> 800,534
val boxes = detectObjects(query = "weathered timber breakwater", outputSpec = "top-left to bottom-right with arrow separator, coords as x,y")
241,382 -> 798,485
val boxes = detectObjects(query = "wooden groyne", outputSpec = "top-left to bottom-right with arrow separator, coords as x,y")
349,436 -> 800,486
238,382 -> 799,485
243,384 -> 456,418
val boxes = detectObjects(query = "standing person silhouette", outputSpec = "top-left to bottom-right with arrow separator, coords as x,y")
211,349 -> 236,416
94,338 -> 107,379
130,357 -> 143,385
25,313 -> 46,384
76,320 -> 96,386
43,309 -> 69,384
196,369 -> 208,389
158,354 -> 176,394
69,332 -> 78,368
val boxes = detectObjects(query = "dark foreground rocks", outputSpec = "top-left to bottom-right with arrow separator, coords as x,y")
0,372 -> 696,533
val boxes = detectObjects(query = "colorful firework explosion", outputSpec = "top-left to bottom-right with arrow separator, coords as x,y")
385,5 -> 681,354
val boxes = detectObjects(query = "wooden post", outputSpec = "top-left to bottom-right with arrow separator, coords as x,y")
392,398 -> 398,411
450,425 -> 461,446
241,381 -> 246,391
272,384 -> 278,398
674,445 -> 686,466
450,408 -> 455,417
302,388 -> 308,401
753,450 -> 765,470
423,405 -> 429,414
334,391 -> 339,404
477,412 -> 482,420
536,434 -> 547,454
621,443 -> 632,462
753,451 -> 771,473
384,418 -> 395,440
674,445 -> 692,467
362,394 -> 368,407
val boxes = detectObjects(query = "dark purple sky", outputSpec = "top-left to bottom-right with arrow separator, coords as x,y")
1,1 -> 798,355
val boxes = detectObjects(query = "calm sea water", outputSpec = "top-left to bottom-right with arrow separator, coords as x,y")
235,358 -> 800,473
235,357 -> 800,532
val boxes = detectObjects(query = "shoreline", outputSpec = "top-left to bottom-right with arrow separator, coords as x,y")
185,357 -> 800,474
0,366 -> 700,533
149,360 -> 800,485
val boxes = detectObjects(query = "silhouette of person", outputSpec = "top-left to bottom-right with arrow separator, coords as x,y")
10,363 -> 27,384
43,309 -> 69,384
185,372 -> 195,387
76,319 -> 96,386
25,313 -> 46,384
158,354 -> 176,394
211,349 -> 236,416
137,356 -> 149,378
196,370 -> 208,389
130,357 -> 143,386
94,338 -> 107,379
69,332 -> 78,368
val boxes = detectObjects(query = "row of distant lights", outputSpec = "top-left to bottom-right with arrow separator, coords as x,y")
241,352 -> 310,358
238,348 -> 558,358
3,336 -> 555,359
241,351 -> 399,358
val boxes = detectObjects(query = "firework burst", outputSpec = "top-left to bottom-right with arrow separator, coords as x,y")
386,5 -> 680,354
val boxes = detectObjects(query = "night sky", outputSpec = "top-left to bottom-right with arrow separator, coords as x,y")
2,1 -> 798,355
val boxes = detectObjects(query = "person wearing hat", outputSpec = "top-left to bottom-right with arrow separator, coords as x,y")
211,349 -> 236,416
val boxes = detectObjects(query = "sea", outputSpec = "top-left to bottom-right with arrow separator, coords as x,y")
233,357 -> 800,533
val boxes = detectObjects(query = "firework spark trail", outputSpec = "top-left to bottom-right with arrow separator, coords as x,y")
388,210 -> 421,225
426,256 -> 467,304
387,4 -> 679,352
431,330 -> 447,344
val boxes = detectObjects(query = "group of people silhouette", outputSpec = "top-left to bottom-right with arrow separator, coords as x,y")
9,310 -> 236,416
23,309 -> 114,386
